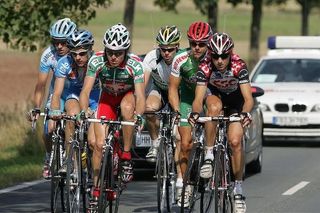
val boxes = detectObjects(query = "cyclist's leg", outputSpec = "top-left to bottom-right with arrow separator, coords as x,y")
120,91 -> 135,182
200,93 -> 222,178
174,133 -> 183,189
145,88 -> 162,160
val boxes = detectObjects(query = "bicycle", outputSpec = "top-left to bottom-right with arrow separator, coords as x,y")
195,115 -> 242,213
178,119 -> 206,213
31,109 -> 71,213
64,116 -> 94,213
144,110 -> 179,213
86,117 -> 136,213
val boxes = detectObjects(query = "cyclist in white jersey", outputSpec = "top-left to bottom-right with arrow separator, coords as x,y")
143,25 -> 183,193
27,18 -> 77,179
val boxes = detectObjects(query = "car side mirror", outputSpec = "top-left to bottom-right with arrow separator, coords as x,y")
251,86 -> 264,98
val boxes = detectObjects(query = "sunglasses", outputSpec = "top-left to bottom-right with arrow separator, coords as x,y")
211,53 -> 230,60
160,47 -> 176,53
70,51 -> 88,57
105,50 -> 125,57
52,39 -> 67,46
190,41 -> 207,48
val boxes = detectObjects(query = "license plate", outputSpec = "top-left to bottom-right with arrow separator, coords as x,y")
272,116 -> 308,126
135,133 -> 152,147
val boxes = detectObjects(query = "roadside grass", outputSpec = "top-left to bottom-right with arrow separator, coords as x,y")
0,105 -> 44,189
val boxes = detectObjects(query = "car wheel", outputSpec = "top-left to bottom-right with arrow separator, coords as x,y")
247,150 -> 262,174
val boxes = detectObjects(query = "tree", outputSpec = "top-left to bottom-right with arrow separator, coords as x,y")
228,0 -> 263,69
266,0 -> 320,36
0,0 -> 111,51
123,0 -> 136,50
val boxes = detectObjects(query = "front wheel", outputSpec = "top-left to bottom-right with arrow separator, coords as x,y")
66,141 -> 81,213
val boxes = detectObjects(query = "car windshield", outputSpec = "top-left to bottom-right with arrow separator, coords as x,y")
251,59 -> 320,83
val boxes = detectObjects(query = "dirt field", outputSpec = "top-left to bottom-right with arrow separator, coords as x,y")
0,51 -> 39,108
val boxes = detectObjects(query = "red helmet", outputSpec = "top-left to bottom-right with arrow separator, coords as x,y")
187,21 -> 212,42
208,32 -> 234,55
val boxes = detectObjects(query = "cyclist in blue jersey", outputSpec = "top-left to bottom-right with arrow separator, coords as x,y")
27,18 -> 77,179
49,29 -> 100,173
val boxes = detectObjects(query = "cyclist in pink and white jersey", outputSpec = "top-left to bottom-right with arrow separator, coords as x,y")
189,32 -> 254,213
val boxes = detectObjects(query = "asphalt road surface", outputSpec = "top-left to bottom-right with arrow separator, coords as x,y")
1,144 -> 320,213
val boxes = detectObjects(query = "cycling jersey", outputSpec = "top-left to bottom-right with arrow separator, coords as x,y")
39,46 -> 64,95
197,53 -> 250,115
143,49 -> 171,91
87,51 -> 144,118
171,48 -> 203,126
54,54 -> 100,110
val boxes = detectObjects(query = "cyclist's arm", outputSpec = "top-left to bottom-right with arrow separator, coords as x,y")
51,77 -> 65,110
33,72 -> 49,108
144,69 -> 151,88
168,74 -> 181,112
192,84 -> 207,113
240,83 -> 254,113
79,76 -> 96,112
134,82 -> 146,115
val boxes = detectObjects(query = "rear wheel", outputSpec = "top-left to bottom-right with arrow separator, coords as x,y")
214,146 -> 225,213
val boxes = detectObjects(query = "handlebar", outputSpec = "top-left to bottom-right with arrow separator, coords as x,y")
180,115 -> 241,124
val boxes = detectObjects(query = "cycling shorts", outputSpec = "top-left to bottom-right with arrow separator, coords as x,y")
147,84 -> 168,110
62,88 -> 100,111
179,85 -> 194,127
96,91 -> 134,120
206,86 -> 244,116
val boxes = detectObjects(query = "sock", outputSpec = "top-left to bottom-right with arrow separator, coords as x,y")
152,138 -> 159,148
234,180 -> 243,195
120,151 -> 132,161
176,178 -> 183,188
205,146 -> 214,160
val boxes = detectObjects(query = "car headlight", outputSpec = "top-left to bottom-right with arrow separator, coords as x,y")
311,104 -> 320,112
259,103 -> 271,112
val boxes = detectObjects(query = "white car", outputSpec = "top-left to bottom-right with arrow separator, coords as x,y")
250,36 -> 320,142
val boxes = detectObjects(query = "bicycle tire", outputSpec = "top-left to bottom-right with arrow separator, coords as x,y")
50,143 -> 66,213
66,140 -> 81,213
82,146 -> 93,212
97,146 -> 110,213
156,139 -> 171,212
180,143 -> 202,213
200,177 -> 214,213
214,145 -> 226,213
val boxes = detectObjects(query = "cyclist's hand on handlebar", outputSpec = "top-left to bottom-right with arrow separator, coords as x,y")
26,108 -> 40,122
240,112 -> 252,127
172,110 -> 181,125
49,109 -> 62,120
76,110 -> 86,125
188,112 -> 200,126
134,114 -> 145,132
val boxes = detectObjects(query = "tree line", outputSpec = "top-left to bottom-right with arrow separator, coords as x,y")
0,0 -> 319,67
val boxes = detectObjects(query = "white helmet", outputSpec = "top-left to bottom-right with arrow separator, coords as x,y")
103,23 -> 131,50
49,18 -> 77,39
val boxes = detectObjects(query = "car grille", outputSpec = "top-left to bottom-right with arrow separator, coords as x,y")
274,104 -> 307,112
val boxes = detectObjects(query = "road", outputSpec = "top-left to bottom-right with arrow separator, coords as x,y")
1,145 -> 320,213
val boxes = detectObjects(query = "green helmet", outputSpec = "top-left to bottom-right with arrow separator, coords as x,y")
156,25 -> 181,46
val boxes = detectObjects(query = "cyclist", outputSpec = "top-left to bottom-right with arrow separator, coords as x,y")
189,32 -> 253,213
168,21 -> 212,207
143,25 -> 183,199
49,29 -> 100,173
78,23 -> 145,201
27,18 -> 77,179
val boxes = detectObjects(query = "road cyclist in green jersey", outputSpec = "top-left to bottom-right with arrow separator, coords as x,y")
78,23 -> 146,206
168,21 -> 213,208
26,18 -> 77,179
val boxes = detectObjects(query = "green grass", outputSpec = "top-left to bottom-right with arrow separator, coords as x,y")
0,105 -> 44,189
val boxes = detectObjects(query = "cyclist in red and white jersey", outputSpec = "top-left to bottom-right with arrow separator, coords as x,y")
27,18 -> 77,179
189,32 -> 254,213
79,24 -> 145,201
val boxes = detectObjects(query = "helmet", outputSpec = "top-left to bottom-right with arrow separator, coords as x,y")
156,25 -> 181,46
208,32 -> 234,55
187,21 -> 212,42
103,23 -> 131,50
49,18 -> 77,39
67,29 -> 94,50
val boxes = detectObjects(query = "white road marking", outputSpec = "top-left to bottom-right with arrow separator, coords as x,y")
282,181 -> 310,195
0,179 -> 47,194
